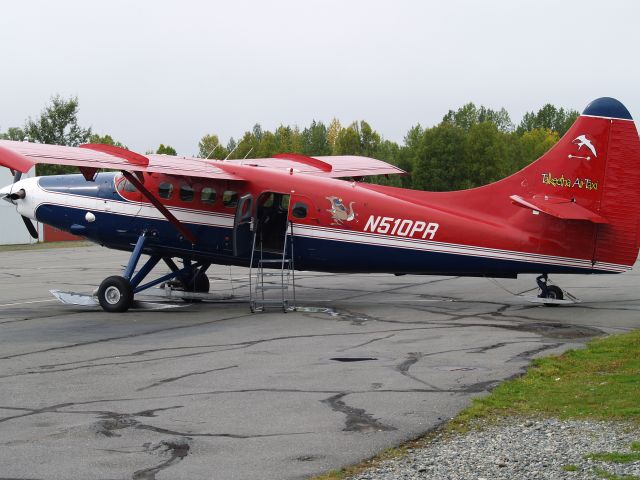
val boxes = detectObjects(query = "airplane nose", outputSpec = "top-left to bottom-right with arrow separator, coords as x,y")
0,183 -> 16,203
7,177 -> 39,220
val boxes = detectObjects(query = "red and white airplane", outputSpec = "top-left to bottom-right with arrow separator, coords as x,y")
1,97 -> 639,312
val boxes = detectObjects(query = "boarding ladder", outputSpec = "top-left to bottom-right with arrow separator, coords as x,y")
249,221 -> 296,313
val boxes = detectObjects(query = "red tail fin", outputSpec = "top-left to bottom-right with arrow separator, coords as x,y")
514,97 -> 640,270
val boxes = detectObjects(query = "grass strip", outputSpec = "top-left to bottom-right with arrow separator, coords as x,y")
451,329 -> 640,429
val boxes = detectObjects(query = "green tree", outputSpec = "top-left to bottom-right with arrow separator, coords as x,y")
301,120 -> 331,156
256,131 -> 277,157
274,125 -> 302,153
411,123 -> 466,191
25,95 -> 91,146
442,103 -> 513,132
326,118 -> 341,151
156,144 -> 177,155
515,128 -> 560,169
198,134 -> 228,159
0,127 -> 26,141
334,124 -> 361,155
359,121 -> 381,157
24,95 -> 92,175
462,121 -> 512,188
88,133 -> 127,149
232,131 -> 259,159
517,104 -> 579,136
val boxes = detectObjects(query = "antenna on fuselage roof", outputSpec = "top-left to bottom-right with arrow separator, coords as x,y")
223,143 -> 239,161
242,147 -> 253,159
204,143 -> 219,159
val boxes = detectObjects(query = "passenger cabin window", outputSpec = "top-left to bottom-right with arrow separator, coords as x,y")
223,190 -> 238,207
158,182 -> 173,199
201,187 -> 216,204
291,202 -> 308,219
179,185 -> 194,202
117,178 -> 138,193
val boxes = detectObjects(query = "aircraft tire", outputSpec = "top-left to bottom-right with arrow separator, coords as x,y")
181,271 -> 210,303
98,276 -> 134,313
541,285 -> 563,307
188,272 -> 210,293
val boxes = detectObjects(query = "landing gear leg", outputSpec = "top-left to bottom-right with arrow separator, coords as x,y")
536,273 -> 564,307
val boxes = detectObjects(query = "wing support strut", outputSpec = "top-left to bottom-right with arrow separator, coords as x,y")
122,171 -> 197,245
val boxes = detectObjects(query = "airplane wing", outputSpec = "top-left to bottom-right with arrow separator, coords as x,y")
510,194 -> 609,223
0,140 -> 244,181
224,153 -> 406,178
0,142 -> 403,180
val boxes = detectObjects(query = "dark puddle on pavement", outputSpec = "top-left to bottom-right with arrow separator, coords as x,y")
330,357 -> 378,362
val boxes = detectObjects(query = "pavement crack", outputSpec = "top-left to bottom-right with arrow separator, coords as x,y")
337,334 -> 395,352
136,365 -> 238,391
396,352 -> 442,390
0,313 -> 252,360
321,393 -> 396,432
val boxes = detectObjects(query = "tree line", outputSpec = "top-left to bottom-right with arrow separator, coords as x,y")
1,95 -> 578,190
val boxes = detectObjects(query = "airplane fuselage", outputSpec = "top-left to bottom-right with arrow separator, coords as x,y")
8,164 -> 623,277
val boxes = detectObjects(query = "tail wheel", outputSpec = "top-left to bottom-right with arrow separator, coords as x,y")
541,285 -> 563,307
98,276 -> 134,313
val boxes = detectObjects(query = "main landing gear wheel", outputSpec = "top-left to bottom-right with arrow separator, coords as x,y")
181,271 -> 210,303
98,276 -> 134,313
187,271 -> 210,293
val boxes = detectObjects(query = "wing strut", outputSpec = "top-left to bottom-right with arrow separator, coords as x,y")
122,171 -> 197,244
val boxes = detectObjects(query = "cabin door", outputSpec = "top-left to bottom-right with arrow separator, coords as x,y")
232,193 -> 254,257
256,192 -> 291,252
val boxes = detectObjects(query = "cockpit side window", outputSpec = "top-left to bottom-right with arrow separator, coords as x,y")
116,177 -> 138,193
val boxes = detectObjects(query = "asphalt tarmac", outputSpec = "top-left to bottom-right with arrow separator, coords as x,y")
0,245 -> 639,480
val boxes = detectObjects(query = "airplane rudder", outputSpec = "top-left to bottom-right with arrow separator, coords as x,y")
591,99 -> 640,268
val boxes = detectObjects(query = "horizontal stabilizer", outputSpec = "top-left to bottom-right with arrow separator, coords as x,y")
510,194 -> 608,224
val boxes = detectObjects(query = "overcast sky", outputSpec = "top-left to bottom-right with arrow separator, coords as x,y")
0,0 -> 638,155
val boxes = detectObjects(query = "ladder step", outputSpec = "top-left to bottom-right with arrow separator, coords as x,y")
256,285 -> 288,290
259,258 -> 291,264
253,299 -> 289,305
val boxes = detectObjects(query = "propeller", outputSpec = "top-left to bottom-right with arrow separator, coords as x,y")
8,170 -> 38,239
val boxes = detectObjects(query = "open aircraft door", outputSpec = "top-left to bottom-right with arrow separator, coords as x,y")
233,193 -> 254,257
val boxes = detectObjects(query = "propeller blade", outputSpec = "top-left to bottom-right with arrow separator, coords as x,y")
22,215 -> 38,239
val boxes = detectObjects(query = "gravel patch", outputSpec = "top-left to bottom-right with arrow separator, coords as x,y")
349,418 -> 640,480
